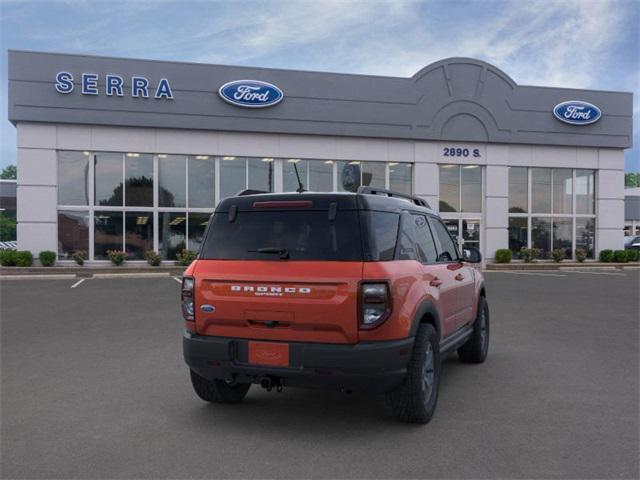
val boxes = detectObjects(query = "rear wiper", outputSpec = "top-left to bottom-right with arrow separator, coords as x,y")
248,247 -> 290,259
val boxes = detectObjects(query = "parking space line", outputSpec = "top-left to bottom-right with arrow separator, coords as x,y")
70,278 -> 86,288
0,274 -> 77,281
565,270 -> 626,276
488,271 -> 567,277
173,276 -> 182,284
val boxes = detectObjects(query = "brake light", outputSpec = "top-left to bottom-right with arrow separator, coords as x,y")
359,282 -> 391,329
182,276 -> 195,321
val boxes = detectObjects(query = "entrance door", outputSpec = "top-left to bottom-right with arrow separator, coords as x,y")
442,218 -> 481,254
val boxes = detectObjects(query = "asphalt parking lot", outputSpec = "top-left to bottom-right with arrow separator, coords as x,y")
1,270 -> 638,479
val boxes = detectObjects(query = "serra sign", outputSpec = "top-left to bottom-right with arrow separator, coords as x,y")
553,100 -> 601,125
218,80 -> 284,108
55,72 -> 174,99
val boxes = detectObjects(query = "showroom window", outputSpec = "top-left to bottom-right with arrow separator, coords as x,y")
508,168 -> 596,259
57,152 -> 412,261
438,165 -> 482,213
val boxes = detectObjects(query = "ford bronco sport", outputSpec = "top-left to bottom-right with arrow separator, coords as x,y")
182,187 -> 489,424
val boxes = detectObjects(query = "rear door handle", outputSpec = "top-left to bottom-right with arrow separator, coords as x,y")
430,277 -> 443,287
454,273 -> 465,281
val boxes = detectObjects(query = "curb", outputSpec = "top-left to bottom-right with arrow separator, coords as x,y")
0,267 -> 185,279
485,262 -> 638,271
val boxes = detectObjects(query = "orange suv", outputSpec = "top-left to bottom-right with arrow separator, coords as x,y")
182,187 -> 489,423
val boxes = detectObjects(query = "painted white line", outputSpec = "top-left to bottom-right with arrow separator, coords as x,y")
70,278 -> 86,288
173,276 -> 182,284
0,274 -> 77,280
488,271 -> 567,277
93,272 -> 172,279
566,270 -> 626,276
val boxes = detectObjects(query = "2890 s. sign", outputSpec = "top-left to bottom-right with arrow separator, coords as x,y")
218,80 -> 284,108
553,100 -> 601,125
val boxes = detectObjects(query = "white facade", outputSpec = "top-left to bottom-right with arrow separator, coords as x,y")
16,122 -> 625,262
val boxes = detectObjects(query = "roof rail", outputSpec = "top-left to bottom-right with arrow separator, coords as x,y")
237,189 -> 269,196
357,186 -> 430,208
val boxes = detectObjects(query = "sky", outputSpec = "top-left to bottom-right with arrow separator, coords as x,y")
1,0 -> 638,172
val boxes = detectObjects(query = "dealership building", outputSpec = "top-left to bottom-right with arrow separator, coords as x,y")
7,50 -> 633,262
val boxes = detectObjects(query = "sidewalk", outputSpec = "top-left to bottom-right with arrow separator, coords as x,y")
0,265 -> 186,278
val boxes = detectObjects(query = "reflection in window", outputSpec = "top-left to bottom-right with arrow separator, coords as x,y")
95,153 -> 123,206
125,153 -> 153,207
461,165 -> 481,212
576,170 -> 595,214
125,212 -> 153,260
58,151 -> 90,205
552,169 -> 572,214
188,212 -> 210,252
159,212 -> 186,260
309,161 -> 333,192
552,217 -> 572,257
248,158 -> 273,192
508,167 -> 528,213
508,217 -> 527,258
576,218 -> 595,258
94,211 -> 123,259
531,217 -> 551,258
361,162 -> 385,188
531,168 -> 552,213
58,210 -> 89,259
439,165 -> 459,212
189,156 -> 215,208
158,155 -> 186,207
389,163 -> 412,194
220,157 -> 246,199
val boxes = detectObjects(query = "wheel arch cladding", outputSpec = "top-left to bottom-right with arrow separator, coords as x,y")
410,301 -> 441,339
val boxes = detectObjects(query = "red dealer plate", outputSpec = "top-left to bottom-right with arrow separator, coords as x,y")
248,341 -> 290,367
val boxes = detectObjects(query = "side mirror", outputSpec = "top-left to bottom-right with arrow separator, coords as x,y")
463,247 -> 482,263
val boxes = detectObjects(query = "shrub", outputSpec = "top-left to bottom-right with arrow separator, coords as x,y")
626,249 -> 639,262
15,250 -> 34,267
613,250 -> 628,263
599,249 -> 614,262
495,249 -> 512,263
73,250 -> 87,266
575,249 -> 587,263
520,248 -> 533,263
144,250 -> 161,266
551,249 -> 565,263
39,250 -> 56,267
175,249 -> 197,267
0,249 -> 17,266
107,250 -> 127,266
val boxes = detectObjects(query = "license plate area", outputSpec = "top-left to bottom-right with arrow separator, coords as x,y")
248,341 -> 290,367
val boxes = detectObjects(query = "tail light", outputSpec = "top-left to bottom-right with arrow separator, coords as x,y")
359,282 -> 391,329
182,276 -> 195,321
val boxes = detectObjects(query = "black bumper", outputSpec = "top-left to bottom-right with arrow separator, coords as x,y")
183,331 -> 414,393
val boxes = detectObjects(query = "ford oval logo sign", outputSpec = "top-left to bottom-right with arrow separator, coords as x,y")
553,100 -> 601,125
218,80 -> 283,108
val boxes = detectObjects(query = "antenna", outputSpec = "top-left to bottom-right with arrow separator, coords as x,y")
293,163 -> 306,193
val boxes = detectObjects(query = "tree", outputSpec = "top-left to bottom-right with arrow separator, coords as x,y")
625,172 -> 640,188
1,165 -> 16,179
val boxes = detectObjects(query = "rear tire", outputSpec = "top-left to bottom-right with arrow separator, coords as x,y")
386,324 -> 441,424
190,370 -> 251,404
457,296 -> 489,363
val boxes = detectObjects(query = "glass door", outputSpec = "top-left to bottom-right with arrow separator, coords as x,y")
441,218 -> 481,255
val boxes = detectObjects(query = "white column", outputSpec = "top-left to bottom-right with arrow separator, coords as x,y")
484,165 -> 509,261
596,149 -> 625,252
414,141 -> 438,209
16,123 -> 58,257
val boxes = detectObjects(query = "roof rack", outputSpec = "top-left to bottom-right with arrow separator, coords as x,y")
237,189 -> 269,196
357,186 -> 430,208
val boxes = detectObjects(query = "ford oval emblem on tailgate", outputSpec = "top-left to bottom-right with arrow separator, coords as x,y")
200,304 -> 215,313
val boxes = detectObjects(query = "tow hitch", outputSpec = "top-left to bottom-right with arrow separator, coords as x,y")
259,376 -> 284,392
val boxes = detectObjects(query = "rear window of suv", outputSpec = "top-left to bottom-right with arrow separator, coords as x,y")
200,210 -> 363,261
